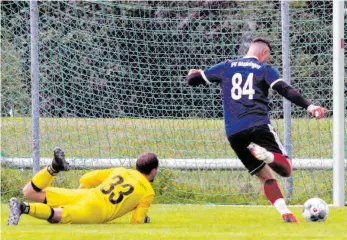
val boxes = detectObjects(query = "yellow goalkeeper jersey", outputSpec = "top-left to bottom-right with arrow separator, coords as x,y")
79,167 -> 154,224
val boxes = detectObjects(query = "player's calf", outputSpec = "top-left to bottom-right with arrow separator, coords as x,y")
263,179 -> 298,223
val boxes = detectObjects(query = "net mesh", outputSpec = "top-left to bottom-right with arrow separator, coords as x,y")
1,1 -> 346,204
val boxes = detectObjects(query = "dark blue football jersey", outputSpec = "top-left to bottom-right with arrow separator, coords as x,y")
202,56 -> 282,137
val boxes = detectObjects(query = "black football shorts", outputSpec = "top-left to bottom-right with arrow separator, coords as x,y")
228,124 -> 287,175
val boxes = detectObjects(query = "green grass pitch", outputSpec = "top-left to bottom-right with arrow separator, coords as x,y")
1,204 -> 346,240
1,117 -> 336,159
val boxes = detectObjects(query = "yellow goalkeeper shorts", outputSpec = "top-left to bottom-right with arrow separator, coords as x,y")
45,187 -> 89,208
59,190 -> 107,224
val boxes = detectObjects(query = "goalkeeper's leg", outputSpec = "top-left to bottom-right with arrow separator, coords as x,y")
8,197 -> 63,225
23,147 -> 69,203
8,196 -> 104,225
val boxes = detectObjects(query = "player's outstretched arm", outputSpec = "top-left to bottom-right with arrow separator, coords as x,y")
186,69 -> 208,86
272,81 -> 326,119
130,195 -> 154,224
79,168 -> 114,189
186,61 -> 226,86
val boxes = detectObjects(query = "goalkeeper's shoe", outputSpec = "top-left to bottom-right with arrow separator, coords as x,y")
247,143 -> 273,163
282,213 -> 299,223
52,147 -> 69,172
8,198 -> 23,226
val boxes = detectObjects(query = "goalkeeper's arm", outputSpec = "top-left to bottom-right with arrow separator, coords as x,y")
272,81 -> 326,119
131,195 -> 154,224
79,168 -> 114,189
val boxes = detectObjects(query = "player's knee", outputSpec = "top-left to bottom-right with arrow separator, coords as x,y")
47,208 -> 60,224
22,183 -> 33,198
282,162 -> 292,177
279,169 -> 291,177
273,165 -> 292,177
23,181 -> 42,200
269,161 -> 292,177
269,154 -> 292,177
285,166 -> 292,177
47,218 -> 60,224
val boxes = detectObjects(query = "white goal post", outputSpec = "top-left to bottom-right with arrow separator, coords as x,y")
332,0 -> 345,207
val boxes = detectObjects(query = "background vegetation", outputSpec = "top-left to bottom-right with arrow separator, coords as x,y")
1,1 -> 342,118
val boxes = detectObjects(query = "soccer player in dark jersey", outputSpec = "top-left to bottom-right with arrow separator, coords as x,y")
186,37 -> 326,223
8,148 -> 158,225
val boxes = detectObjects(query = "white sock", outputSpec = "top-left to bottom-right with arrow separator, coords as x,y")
273,198 -> 291,215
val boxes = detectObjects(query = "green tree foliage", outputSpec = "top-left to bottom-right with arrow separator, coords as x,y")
1,1 -> 338,118
1,31 -> 31,117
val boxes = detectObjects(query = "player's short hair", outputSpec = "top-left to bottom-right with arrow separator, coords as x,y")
251,37 -> 272,52
136,152 -> 159,175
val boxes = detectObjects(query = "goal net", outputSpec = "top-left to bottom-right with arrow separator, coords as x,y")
1,1 -> 345,205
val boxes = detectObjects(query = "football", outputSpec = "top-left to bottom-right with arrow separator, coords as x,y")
302,198 -> 329,222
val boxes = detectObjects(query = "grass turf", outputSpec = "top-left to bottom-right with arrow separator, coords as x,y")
1,167 -> 338,205
1,204 -> 346,240
1,117 -> 335,159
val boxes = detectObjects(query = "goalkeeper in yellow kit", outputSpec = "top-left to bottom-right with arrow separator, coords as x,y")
8,148 -> 159,225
